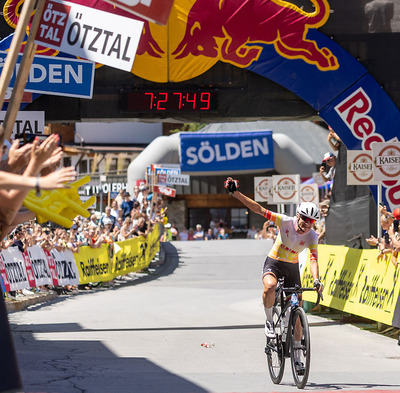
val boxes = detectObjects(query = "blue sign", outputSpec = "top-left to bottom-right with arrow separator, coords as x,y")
0,51 -> 94,98
180,131 -> 274,172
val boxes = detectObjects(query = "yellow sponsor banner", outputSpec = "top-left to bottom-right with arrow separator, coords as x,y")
112,224 -> 160,277
112,237 -> 141,277
74,244 -> 114,284
302,245 -> 400,326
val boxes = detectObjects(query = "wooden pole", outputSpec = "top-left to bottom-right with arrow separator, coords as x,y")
3,0 -> 47,142
0,0 -> 37,126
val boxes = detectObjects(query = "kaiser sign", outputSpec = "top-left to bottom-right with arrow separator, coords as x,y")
35,0 -> 144,72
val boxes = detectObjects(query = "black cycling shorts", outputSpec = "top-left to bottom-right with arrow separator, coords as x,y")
262,256 -> 301,288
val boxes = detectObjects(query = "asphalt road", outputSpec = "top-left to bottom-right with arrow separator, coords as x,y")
7,239 -> 400,393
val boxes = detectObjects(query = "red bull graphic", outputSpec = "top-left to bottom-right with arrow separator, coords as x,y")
173,0 -> 338,71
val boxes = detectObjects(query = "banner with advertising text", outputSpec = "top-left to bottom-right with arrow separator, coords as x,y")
0,224 -> 161,290
302,245 -> 400,327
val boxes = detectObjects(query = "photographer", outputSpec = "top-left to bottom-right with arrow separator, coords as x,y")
319,151 -> 337,183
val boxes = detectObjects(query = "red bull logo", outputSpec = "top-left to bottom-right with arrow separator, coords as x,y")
172,0 -> 338,71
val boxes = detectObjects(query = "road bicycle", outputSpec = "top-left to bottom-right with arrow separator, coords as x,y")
265,278 -> 322,389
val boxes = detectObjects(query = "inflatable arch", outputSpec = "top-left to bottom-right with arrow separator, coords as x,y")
1,0 -> 399,208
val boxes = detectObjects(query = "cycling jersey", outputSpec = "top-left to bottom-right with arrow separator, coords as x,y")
264,210 -> 318,264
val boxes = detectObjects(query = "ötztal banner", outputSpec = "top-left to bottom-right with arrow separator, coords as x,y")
35,0 -> 144,71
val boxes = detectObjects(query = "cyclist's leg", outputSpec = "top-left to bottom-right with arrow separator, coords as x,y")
262,257 -> 280,337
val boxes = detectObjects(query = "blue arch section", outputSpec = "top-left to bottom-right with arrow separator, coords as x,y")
245,28 -> 400,210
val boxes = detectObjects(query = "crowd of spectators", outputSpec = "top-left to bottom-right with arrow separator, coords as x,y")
366,204 -> 400,267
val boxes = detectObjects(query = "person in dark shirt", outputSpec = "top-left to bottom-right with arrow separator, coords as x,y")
121,192 -> 134,220
11,226 -> 26,253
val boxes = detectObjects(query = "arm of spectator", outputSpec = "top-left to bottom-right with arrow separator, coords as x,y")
366,235 -> 379,247
388,225 -> 400,251
319,165 -> 330,182
0,137 -> 75,225
327,129 -> 341,151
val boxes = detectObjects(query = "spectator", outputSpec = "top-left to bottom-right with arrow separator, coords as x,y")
247,225 -> 258,239
115,216 -> 123,229
217,228 -> 229,240
114,189 -> 126,209
118,217 -> 136,241
188,228 -> 195,240
316,200 -> 330,244
205,228 -> 215,241
178,227 -> 189,241
134,216 -> 148,238
88,213 -> 98,228
11,226 -> 26,252
193,224 -> 204,240
170,224 -> 178,241
99,206 -> 116,230
162,223 -> 172,242
121,192 -> 134,220
110,199 -> 121,219
66,234 -> 79,253
320,151 -> 337,183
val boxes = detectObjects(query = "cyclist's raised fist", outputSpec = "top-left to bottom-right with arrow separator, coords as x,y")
224,177 -> 239,194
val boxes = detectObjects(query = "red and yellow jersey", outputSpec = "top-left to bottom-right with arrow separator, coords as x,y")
264,210 -> 318,264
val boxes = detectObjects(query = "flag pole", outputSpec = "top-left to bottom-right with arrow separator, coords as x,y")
0,0 -> 37,128
2,0 -> 46,142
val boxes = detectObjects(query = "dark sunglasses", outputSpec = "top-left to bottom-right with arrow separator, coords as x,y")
300,214 -> 316,224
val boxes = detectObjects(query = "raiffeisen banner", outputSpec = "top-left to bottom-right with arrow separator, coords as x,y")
180,131 -> 274,173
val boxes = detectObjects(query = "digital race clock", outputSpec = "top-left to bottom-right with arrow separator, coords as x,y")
122,90 -> 218,112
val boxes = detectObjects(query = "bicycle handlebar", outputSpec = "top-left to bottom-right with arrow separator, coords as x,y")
279,285 -> 323,306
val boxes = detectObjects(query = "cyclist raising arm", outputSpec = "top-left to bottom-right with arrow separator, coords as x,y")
224,177 -> 323,338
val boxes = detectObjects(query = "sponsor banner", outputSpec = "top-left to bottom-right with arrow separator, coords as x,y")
51,249 -> 80,286
272,174 -> 300,204
299,183 -> 319,205
2,247 -> 31,291
180,131 -> 274,173
35,0 -> 144,72
102,0 -> 174,25
254,177 -> 272,203
112,238 -> 140,276
74,244 -> 113,284
372,142 -> 400,182
43,249 -> 60,286
154,185 -> 176,197
0,253 -> 11,292
27,246 -> 53,287
302,245 -> 400,326
0,51 -> 94,98
157,173 -> 190,186
347,150 -> 377,185
0,111 -> 45,140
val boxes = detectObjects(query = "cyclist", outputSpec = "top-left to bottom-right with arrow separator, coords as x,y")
224,177 -> 323,368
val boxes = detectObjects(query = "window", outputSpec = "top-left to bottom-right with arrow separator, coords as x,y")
231,208 -> 248,229
63,157 -> 71,167
78,160 -> 88,174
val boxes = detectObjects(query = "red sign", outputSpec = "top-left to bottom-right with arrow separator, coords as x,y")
154,185 -> 176,197
102,0 -> 174,25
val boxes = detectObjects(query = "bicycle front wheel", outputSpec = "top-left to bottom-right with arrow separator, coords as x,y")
265,306 -> 285,384
289,307 -> 310,389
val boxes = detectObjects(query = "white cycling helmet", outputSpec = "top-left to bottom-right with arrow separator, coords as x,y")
296,202 -> 320,221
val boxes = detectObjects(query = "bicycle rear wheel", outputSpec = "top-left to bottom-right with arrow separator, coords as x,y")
289,307 -> 310,389
265,306 -> 285,384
